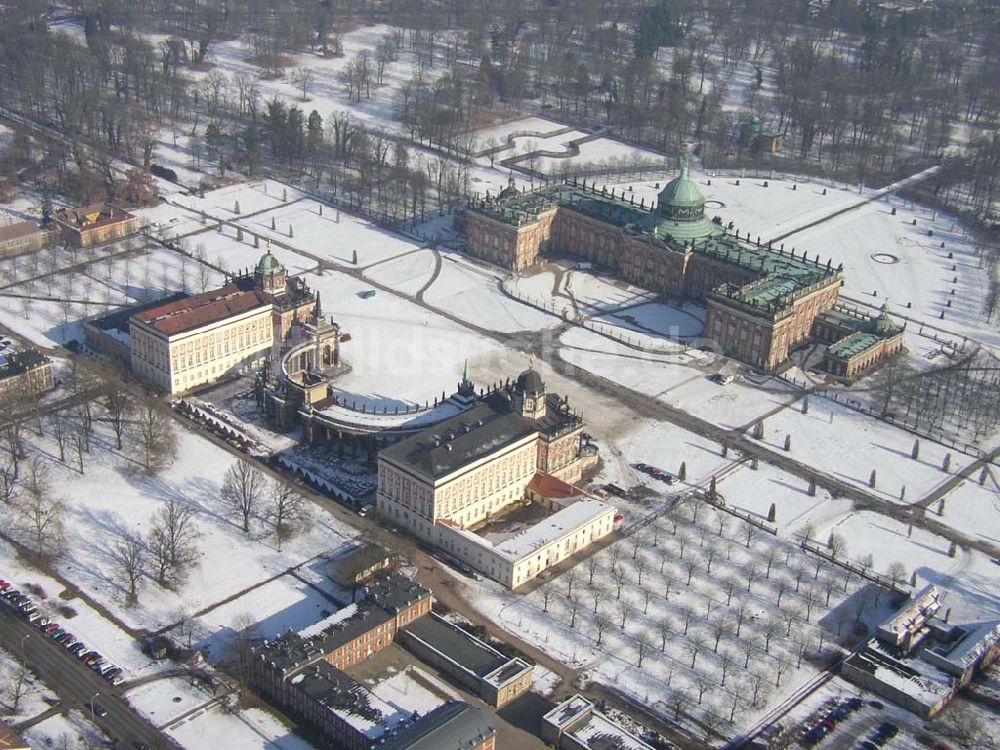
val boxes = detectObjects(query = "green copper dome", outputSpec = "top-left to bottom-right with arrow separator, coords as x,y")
256,250 -> 284,276
656,158 -> 706,220
874,303 -> 896,335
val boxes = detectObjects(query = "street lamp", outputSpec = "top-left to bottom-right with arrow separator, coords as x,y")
90,692 -> 99,724
20,633 -> 30,654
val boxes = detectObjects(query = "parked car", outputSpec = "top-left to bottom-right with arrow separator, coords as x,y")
92,703 -> 108,718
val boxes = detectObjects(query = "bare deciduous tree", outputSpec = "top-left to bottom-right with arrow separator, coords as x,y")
149,498 -> 200,588
132,405 -> 177,475
114,531 -> 146,606
222,459 -> 267,533
267,478 -> 304,549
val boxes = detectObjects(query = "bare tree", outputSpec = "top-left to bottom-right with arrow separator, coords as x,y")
689,632 -> 707,669
710,613 -> 730,653
149,498 -> 200,588
617,599 -> 634,629
612,565 -> 627,600
678,603 -> 695,635
5,667 -> 29,713
567,593 -> 582,629
229,611 -> 262,700
267,478 -> 304,549
762,615 -> 782,654
774,576 -> 791,608
885,561 -> 908,587
719,649 -> 734,687
132,405 -> 177,475
104,387 -> 132,450
16,459 -> 65,558
586,554 -> 601,584
222,459 -> 267,533
593,611 -> 612,647
636,631 -> 653,667
114,531 -> 146,606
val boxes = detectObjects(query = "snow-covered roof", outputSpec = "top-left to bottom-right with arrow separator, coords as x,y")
296,603 -> 359,640
496,497 -> 614,559
877,584 -> 941,645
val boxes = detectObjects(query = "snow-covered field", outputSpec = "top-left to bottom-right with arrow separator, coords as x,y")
0,644 -> 57,722
169,704 -> 315,750
751,394 -> 971,504
22,709 -> 104,749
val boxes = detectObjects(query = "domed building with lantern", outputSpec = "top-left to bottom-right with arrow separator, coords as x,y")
462,158 -> 903,378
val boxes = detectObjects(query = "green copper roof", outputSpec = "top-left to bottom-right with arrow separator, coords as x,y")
652,215 -> 723,243
826,332 -> 882,360
657,160 -> 706,212
256,251 -> 284,276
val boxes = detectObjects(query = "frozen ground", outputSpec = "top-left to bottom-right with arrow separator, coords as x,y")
168,704 -> 315,750
22,709 -> 105,749
4,412 -> 357,641
0,645 -> 58,723
936,476 -> 1000,547
750,395 -> 971,504
362,249 -> 437,295
422,253 -> 560,333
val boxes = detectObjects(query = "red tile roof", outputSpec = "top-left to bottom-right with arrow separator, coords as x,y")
0,221 -> 42,242
131,285 -> 271,336
527,472 -> 583,500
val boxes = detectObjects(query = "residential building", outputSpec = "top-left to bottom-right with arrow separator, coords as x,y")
0,221 -> 57,258
328,543 -> 397,591
842,585 -> 1000,717
250,575 -> 497,750
542,695 -> 656,750
0,349 -> 55,404
52,203 -> 138,247
399,612 -> 534,708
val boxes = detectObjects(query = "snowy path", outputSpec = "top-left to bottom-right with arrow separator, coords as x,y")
769,165 -> 941,244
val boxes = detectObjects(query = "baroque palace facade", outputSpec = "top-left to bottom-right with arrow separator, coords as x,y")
461,161 -> 903,377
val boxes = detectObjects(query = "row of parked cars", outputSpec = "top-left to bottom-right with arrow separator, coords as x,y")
632,462 -> 679,485
0,578 -> 125,687
800,697 -> 866,747
857,721 -> 900,750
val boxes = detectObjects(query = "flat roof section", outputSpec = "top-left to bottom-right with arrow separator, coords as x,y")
403,614 -> 507,678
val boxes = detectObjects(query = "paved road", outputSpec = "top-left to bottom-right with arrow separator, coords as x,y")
0,607 -> 180,749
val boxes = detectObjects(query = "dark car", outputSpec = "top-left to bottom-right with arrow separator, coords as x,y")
93,703 -> 108,718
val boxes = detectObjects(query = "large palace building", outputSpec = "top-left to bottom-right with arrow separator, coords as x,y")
89,248 -> 317,394
461,161 -> 903,377
377,366 -> 612,589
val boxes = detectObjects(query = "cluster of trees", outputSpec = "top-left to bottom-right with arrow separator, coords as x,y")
871,350 -> 1000,443
535,497 -> 891,738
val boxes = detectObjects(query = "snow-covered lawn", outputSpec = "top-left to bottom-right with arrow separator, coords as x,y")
304,268 -> 510,408
126,676 -> 217,728
22,709 -> 104,749
168,704 -> 315,750
0,645 -> 57,723
937,477 -> 1000,546
750,395 -> 971,503
534,136 -> 669,175
180,575 -> 342,664
362,249 -> 437,295
7,414 -> 357,637
468,117 -> 570,152
172,181 -> 299,219
422,254 -> 560,333
559,326 -> 794,430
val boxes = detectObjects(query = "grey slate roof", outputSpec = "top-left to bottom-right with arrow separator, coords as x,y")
375,701 -> 494,750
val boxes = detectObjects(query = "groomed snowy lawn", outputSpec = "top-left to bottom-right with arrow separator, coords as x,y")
0,645 -> 58,722
305,268 -> 509,407
750,395 -> 971,503
558,326 -> 794,430
168,705 -> 315,750
937,477 -> 1000,546
12,417 -> 357,636
362,249 -> 437,295
422,254 -> 561,333
126,676 -> 216,728
22,709 -> 104,749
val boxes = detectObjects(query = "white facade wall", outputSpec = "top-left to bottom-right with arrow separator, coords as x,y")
129,305 -> 273,394
376,435 -> 539,540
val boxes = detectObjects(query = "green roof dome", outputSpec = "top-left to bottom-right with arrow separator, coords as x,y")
656,158 -> 706,221
256,250 -> 284,276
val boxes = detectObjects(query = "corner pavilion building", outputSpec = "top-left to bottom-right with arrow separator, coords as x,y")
377,367 -> 613,589
462,161 -> 903,377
